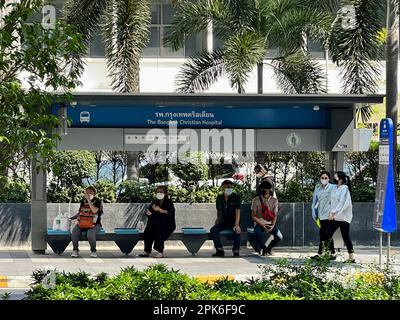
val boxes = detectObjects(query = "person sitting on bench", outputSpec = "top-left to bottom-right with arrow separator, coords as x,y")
210,180 -> 241,257
69,186 -> 103,258
139,185 -> 175,258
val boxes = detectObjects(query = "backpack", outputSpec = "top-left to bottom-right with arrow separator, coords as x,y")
258,195 -> 276,222
78,202 -> 96,229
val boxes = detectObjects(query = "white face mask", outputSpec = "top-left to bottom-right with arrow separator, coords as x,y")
320,179 -> 329,186
156,193 -> 165,200
89,194 -> 94,200
224,188 -> 233,196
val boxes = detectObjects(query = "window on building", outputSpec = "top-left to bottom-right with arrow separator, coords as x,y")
308,40 -> 326,60
143,0 -> 205,58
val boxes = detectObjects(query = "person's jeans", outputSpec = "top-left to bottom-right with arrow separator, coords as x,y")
318,219 -> 335,254
322,220 -> 354,254
71,224 -> 101,252
210,223 -> 240,252
254,224 -> 283,252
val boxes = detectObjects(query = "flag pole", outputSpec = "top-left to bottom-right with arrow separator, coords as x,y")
387,232 -> 391,266
379,231 -> 382,266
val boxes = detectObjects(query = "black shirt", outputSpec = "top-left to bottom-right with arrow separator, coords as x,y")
147,198 -> 175,227
79,197 -> 103,225
216,193 -> 241,226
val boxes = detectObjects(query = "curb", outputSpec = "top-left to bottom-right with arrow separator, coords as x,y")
0,276 -> 31,289
194,274 -> 258,283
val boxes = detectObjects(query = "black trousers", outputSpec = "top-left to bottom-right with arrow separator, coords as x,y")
318,220 -> 335,254
322,220 -> 354,254
143,222 -> 166,253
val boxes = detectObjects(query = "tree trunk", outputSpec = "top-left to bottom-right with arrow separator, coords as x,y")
126,151 -> 140,181
386,0 -> 399,192
257,62 -> 263,94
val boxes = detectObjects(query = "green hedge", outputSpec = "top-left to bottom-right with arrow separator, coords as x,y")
0,177 -> 30,203
25,260 -> 400,300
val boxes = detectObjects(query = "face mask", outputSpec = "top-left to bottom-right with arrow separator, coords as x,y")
320,179 -> 329,186
224,188 -> 233,196
156,193 -> 165,200
89,194 -> 94,200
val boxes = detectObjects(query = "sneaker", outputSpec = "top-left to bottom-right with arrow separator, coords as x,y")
329,254 -> 337,261
212,250 -> 224,257
90,252 -> 97,258
310,254 -> 321,260
154,252 -> 164,258
343,259 -> 356,264
138,252 -> 150,257
71,250 -> 79,258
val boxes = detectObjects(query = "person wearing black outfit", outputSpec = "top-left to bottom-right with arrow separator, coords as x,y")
254,164 -> 276,198
211,180 -> 241,257
139,186 -> 175,258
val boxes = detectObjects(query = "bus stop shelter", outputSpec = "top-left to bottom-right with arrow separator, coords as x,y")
31,93 -> 384,253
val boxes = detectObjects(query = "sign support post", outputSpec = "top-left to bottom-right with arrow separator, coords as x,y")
373,118 -> 397,267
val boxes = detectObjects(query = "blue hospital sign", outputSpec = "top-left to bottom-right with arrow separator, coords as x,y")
373,119 -> 397,232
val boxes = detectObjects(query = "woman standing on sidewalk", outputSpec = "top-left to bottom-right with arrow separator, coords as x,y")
310,171 -> 337,260
322,171 -> 355,263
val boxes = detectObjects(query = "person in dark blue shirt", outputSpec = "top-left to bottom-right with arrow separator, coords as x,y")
211,180 -> 241,257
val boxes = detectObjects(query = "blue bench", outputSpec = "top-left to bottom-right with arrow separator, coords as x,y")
46,227 -> 251,256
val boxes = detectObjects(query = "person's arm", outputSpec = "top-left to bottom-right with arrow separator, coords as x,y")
330,187 -> 348,218
70,201 -> 83,220
311,186 -> 318,220
86,196 -> 99,214
266,200 -> 278,230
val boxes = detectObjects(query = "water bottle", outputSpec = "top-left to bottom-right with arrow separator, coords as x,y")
55,216 -> 61,230
137,221 -> 144,232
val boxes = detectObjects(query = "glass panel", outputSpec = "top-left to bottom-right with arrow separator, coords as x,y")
162,0 -> 174,24
143,26 -> 160,57
213,36 -> 225,50
151,0 -> 161,24
308,40 -> 325,59
266,46 -> 279,58
185,32 -> 205,57
162,26 -> 184,57
89,31 -> 106,58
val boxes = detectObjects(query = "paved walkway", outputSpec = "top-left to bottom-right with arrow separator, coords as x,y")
0,246 -> 399,290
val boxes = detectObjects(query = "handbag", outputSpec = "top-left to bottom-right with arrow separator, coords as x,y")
258,196 -> 276,224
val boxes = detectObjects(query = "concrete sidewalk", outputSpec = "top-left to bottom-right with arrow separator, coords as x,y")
0,246 -> 399,290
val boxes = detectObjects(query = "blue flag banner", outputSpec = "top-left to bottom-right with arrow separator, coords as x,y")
373,118 -> 397,232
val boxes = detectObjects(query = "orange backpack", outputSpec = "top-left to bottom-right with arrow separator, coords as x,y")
78,202 -> 95,229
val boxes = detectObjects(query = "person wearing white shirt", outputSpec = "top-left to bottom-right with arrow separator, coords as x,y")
310,171 -> 337,260
322,171 -> 355,263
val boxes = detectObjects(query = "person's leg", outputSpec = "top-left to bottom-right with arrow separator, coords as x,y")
232,229 -> 241,254
210,224 -> 224,254
71,225 -> 82,252
254,224 -> 267,252
143,225 -> 154,254
319,220 -> 335,255
338,222 -> 354,259
87,225 -> 101,253
321,221 -> 339,255
266,226 -> 283,253
163,224 -> 176,241
153,224 -> 165,254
